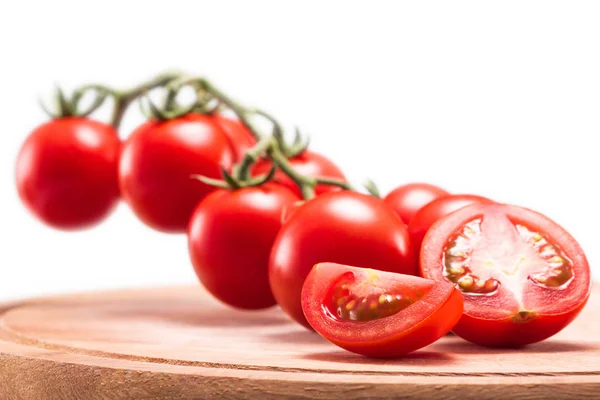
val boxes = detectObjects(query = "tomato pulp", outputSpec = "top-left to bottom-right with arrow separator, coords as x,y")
16,118 -> 121,230
408,194 -> 492,262
420,203 -> 591,347
188,184 -> 299,309
252,150 -> 345,197
119,114 -> 234,233
269,191 -> 416,328
302,263 -> 463,357
384,183 -> 449,224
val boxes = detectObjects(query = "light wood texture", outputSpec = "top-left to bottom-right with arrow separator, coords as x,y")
0,285 -> 598,399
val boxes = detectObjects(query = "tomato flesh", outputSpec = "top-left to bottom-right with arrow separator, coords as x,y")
302,263 -> 463,357
325,271 -> 426,322
420,203 -> 591,347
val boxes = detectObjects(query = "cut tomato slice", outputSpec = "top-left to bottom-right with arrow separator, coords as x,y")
301,263 -> 463,357
420,203 -> 591,347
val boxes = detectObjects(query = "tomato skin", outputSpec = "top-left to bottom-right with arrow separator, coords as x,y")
188,184 -> 299,309
269,191 -> 416,328
302,263 -> 463,357
16,118 -> 120,230
119,114 -> 234,233
452,301 -> 589,347
252,150 -> 345,197
384,183 -> 449,224
408,194 -> 492,259
212,114 -> 257,162
420,203 -> 592,347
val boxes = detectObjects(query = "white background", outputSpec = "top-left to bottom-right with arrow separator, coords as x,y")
0,1 -> 598,302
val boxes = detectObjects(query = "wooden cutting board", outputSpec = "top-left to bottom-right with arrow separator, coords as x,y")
0,285 -> 598,399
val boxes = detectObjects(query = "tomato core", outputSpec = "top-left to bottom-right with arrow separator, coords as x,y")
324,270 -> 427,322
442,214 -> 575,302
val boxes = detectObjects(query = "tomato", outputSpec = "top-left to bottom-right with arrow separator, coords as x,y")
420,203 -> 591,347
188,183 -> 299,309
16,118 -> 120,230
119,113 -> 234,233
253,150 -> 345,197
269,191 -> 416,328
213,114 -> 257,162
408,194 -> 492,260
384,183 -> 449,224
302,263 -> 463,357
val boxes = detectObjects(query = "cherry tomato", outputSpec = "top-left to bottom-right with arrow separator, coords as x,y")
302,263 -> 463,357
119,114 -> 234,233
213,114 -> 257,162
269,191 -> 416,328
253,150 -> 345,197
420,203 -> 591,347
188,183 -> 299,309
408,194 -> 492,259
16,118 -> 120,230
384,183 -> 449,224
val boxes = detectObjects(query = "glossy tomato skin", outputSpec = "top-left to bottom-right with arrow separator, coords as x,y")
16,118 -> 120,230
269,191 -> 416,328
119,114 -> 234,233
408,194 -> 492,260
302,263 -> 463,357
188,184 -> 299,309
252,150 -> 345,197
213,114 -> 256,162
420,203 -> 591,347
384,183 -> 449,224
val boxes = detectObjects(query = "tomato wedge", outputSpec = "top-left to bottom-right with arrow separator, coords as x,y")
420,203 -> 591,347
302,263 -> 463,357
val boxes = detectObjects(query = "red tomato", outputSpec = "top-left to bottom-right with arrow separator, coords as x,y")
420,203 -> 591,347
302,263 -> 463,357
188,183 -> 299,309
119,114 -> 234,233
16,118 -> 120,230
408,194 -> 492,259
253,150 -> 345,197
384,183 -> 449,224
213,114 -> 257,162
269,191 -> 416,328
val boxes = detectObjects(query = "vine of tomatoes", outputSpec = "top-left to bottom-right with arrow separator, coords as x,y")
15,72 -> 591,358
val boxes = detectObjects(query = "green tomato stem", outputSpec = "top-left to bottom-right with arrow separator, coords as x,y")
75,71 -> 184,129
174,76 -> 354,200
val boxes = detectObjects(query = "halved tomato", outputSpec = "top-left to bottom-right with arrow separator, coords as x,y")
302,263 -> 463,357
420,203 -> 591,347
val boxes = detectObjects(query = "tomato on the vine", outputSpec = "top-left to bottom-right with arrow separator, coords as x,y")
213,114 -> 257,162
16,118 -> 120,230
188,183 -> 299,309
408,194 -> 492,259
269,191 -> 416,328
253,150 -> 345,197
119,113 -> 234,233
420,203 -> 591,347
384,183 -> 449,224
302,263 -> 463,357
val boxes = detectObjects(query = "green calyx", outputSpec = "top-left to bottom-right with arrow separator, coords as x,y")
40,86 -> 108,119
46,71 -> 185,129
363,179 -> 382,198
193,135 -> 277,190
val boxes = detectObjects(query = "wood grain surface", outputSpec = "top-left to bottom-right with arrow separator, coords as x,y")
0,285 -> 598,399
